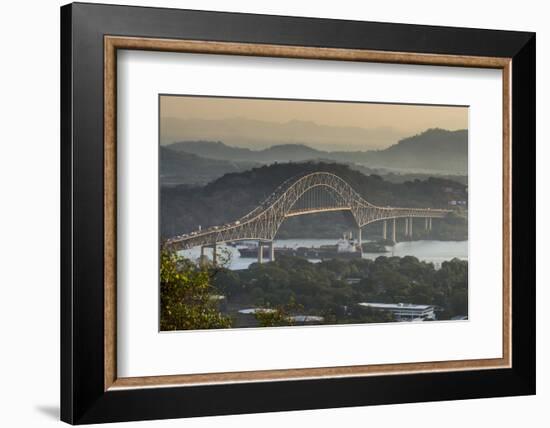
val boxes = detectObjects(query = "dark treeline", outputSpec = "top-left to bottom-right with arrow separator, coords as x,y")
161,161 -> 468,239
213,255 -> 468,324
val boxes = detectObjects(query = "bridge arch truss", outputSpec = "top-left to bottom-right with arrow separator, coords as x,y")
166,172 -> 451,251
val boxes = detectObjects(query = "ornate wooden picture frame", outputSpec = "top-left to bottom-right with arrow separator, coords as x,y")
61,2 -> 535,424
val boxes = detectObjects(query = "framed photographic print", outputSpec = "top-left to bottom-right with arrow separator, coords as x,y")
60,2 -> 535,424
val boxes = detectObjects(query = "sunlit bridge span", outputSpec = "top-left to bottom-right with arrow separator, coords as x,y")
166,172 -> 451,259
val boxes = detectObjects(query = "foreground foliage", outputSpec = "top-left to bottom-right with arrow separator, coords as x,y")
160,250 -> 232,331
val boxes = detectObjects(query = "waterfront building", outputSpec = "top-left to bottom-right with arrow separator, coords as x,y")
358,302 -> 436,321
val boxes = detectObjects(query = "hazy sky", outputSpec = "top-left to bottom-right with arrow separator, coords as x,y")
160,95 -> 468,151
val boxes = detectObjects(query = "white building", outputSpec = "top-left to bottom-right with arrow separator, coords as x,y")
358,302 -> 436,321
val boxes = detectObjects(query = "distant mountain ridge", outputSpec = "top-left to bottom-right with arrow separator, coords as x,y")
166,128 -> 468,174
160,146 -> 259,186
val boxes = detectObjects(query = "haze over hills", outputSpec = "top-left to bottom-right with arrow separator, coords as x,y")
346,128 -> 468,173
160,117 -> 405,151
165,128 -> 468,175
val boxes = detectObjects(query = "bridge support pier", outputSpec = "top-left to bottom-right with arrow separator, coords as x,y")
382,220 -> 387,240
357,227 -> 363,255
258,241 -> 263,264
404,218 -> 409,238
200,244 -> 217,265
429,217 -> 433,231
199,246 -> 205,266
392,218 -> 396,243
409,217 -> 413,238
257,241 -> 275,264
425,217 -> 429,230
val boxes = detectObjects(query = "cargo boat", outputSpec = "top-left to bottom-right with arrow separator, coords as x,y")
237,234 -> 362,260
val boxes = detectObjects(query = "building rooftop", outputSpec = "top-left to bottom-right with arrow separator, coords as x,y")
358,302 -> 434,310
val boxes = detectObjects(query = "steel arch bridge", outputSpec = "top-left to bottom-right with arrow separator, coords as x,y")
166,172 -> 451,252
166,172 -> 450,250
